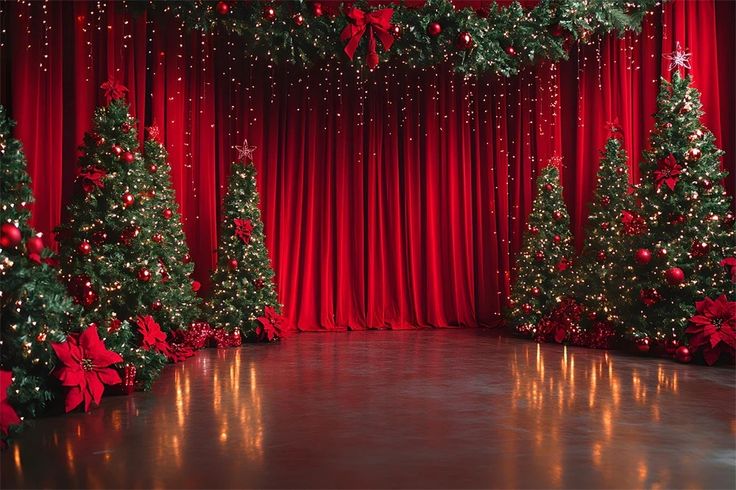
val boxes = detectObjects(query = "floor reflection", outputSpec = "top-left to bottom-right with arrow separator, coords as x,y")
2,330 -> 734,489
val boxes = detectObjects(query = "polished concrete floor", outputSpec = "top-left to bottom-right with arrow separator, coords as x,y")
2,330 -> 735,489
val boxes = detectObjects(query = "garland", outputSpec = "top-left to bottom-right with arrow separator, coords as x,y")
152,0 -> 660,75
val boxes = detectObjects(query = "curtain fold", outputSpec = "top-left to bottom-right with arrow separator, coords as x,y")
1,1 -> 733,332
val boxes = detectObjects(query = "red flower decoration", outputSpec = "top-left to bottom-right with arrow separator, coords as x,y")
720,257 -> 736,283
234,218 -> 254,244
621,210 -> 648,236
135,315 -> 169,356
654,154 -> 682,191
51,326 -> 123,412
1,370 -> 21,440
167,330 -> 196,363
256,306 -> 285,342
685,295 -> 736,365
76,166 -> 107,193
100,79 -> 128,104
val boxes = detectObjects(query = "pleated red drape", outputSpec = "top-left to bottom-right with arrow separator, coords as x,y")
1,1 -> 733,331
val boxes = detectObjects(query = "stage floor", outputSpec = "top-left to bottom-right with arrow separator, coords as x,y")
2,330 -> 734,489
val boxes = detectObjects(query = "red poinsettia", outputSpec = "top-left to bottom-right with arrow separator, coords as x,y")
100,79 -> 128,104
234,218 -> 254,244
621,210 -> 648,236
76,166 -> 107,193
1,370 -> 21,441
654,154 -> 682,191
720,257 -> 736,283
256,306 -> 285,342
51,326 -> 123,412
685,295 -> 736,365
135,315 -> 169,356
167,330 -> 196,363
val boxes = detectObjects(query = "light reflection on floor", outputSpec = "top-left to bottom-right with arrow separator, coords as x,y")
2,330 -> 734,489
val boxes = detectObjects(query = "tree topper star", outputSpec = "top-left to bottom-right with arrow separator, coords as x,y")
664,42 -> 692,71
235,139 -> 257,162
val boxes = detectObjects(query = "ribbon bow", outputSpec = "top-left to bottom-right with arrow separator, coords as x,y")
340,8 -> 394,69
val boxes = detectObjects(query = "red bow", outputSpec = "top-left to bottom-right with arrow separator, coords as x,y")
340,8 -> 395,69
100,79 -> 128,104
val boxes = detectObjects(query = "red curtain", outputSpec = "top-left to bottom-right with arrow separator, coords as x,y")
1,1 -> 733,331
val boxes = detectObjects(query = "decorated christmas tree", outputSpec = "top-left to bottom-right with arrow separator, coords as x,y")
141,127 -> 201,327
573,135 -> 634,334
610,66 -> 735,364
508,163 -> 575,341
209,141 -> 282,341
56,82 -> 172,388
0,107 -> 119,437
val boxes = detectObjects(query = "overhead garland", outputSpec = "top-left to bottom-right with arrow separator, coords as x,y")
152,0 -> 660,75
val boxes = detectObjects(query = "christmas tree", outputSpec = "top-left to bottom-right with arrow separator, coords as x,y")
611,69 -> 735,364
209,141 -> 282,341
141,127 -> 201,328
56,82 -> 171,388
573,135 -> 634,331
508,163 -> 575,341
0,105 -> 85,435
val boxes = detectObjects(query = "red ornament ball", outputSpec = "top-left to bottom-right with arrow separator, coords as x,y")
674,345 -> 693,363
521,303 -> 533,314
92,230 -> 108,245
664,338 -> 680,355
634,248 -> 652,265
26,236 -> 44,254
552,235 -> 561,243
665,267 -> 685,286
82,289 -> 98,307
544,183 -> 554,192
531,286 -> 541,296
600,195 -> 611,207
111,145 -> 123,157
0,223 -> 22,248
122,192 -> 135,208
78,241 -> 92,255
600,221 -> 610,230
616,166 -> 626,175
685,148 -> 701,161
162,208 -> 173,219
293,13 -> 304,26
183,253 -> 192,263
455,32 -> 473,50
656,247 -> 668,258
505,45 -> 517,57
254,278 -> 265,289
552,211 -> 563,221
636,337 -> 651,353
151,300 -> 163,311
263,6 -> 276,22
311,2 -> 323,17
152,233 -> 163,244
121,122 -> 131,133
690,241 -> 709,257
137,267 -> 152,282
534,251 -> 545,262
391,24 -> 402,38
529,226 -> 539,235
596,251 -> 607,262
228,258 -> 239,270
122,151 -> 135,164
215,1 -> 229,15
427,22 -> 442,37
148,164 -> 158,174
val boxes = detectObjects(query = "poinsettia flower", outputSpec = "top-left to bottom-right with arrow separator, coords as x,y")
51,326 -> 123,412
100,79 -> 128,104
685,295 -> 736,365
76,166 -> 107,193
135,315 -> 169,356
234,218 -> 254,244
1,370 -> 21,439
654,154 -> 682,191
720,257 -> 736,283
256,306 -> 285,342
167,330 -> 196,363
621,210 -> 648,235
